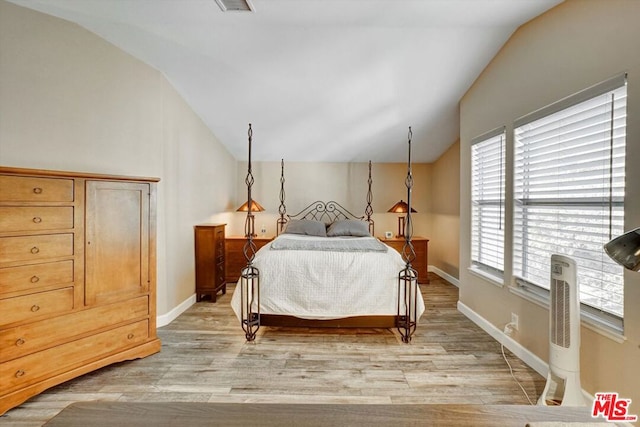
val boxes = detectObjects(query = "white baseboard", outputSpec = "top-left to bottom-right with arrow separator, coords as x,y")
457,300 -> 596,404
428,265 -> 459,287
457,300 -> 548,376
156,294 -> 196,328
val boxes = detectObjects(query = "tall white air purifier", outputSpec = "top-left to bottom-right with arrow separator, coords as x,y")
538,254 -> 587,406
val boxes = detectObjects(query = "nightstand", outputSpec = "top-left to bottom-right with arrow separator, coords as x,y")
381,236 -> 430,284
194,224 -> 226,302
225,236 -> 274,283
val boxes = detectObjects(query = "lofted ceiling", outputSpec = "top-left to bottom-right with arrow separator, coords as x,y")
9,0 -> 563,163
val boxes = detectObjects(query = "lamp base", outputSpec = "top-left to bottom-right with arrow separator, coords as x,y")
397,216 -> 405,239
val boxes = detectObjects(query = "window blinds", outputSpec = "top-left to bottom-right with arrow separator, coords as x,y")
513,75 -> 627,320
471,128 -> 506,276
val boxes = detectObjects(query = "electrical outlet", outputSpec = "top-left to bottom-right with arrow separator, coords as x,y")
260,225 -> 267,235
511,312 -> 519,331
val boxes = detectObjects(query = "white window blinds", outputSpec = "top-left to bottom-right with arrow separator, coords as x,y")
513,75 -> 627,322
471,128 -> 506,276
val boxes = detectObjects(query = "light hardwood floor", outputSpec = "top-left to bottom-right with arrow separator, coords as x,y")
2,274 -> 545,426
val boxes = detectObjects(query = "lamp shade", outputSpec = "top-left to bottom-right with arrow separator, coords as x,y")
236,200 -> 265,212
604,227 -> 640,271
387,200 -> 417,214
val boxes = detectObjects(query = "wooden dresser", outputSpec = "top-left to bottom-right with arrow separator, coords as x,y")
381,237 -> 430,284
224,236 -> 273,283
194,224 -> 226,302
0,167 -> 161,415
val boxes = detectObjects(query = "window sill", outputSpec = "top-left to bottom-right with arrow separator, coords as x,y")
509,285 -> 626,344
468,267 -> 504,288
509,284 -> 547,309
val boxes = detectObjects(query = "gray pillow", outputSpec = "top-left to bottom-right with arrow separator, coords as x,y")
283,219 -> 327,237
326,220 -> 371,237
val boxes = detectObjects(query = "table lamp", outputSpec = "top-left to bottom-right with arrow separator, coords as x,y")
236,199 -> 265,237
387,200 -> 417,238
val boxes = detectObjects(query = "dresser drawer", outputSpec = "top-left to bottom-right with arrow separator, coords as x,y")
0,260 -> 73,296
0,175 -> 74,203
216,230 -> 225,258
0,207 -> 74,233
381,238 -> 429,284
216,261 -> 225,286
0,319 -> 149,393
411,242 -> 426,256
0,296 -> 148,363
0,287 -> 74,327
224,237 -> 272,283
0,234 -> 73,264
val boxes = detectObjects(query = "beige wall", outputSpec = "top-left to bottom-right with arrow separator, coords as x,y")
460,0 -> 640,403
430,140 -> 460,279
0,1 -> 237,316
230,161 -> 432,241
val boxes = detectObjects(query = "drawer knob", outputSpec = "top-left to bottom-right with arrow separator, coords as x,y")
32,217 -> 42,223
33,187 -> 43,194
15,338 -> 26,346
31,304 -> 40,312
15,370 -> 26,378
30,247 -> 40,254
30,275 -> 40,283
127,333 -> 135,340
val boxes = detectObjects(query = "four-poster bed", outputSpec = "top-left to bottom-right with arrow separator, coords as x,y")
232,125 -> 422,342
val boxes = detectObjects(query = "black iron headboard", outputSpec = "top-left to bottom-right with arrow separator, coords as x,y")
276,161 -> 375,235
288,200 -> 365,224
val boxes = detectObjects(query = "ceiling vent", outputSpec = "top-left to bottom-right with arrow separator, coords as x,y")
215,0 -> 254,12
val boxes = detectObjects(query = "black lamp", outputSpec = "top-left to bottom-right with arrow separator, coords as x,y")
604,227 -> 640,271
387,200 -> 417,238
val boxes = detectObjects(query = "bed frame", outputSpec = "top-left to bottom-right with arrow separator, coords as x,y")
279,200 -> 369,233
259,315 -> 396,328
239,125 -> 419,342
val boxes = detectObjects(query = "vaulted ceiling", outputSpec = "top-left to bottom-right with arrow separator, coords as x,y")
10,0 -> 563,162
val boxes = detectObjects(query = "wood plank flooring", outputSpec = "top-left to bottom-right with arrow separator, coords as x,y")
44,402 -> 605,427
2,273 -> 547,426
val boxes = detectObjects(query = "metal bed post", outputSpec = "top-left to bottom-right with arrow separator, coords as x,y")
365,160 -> 375,236
276,159 -> 287,236
397,127 -> 418,343
240,124 -> 260,341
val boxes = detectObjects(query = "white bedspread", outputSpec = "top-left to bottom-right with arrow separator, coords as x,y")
230,234 -> 425,321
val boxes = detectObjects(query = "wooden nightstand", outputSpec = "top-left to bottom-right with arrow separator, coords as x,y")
381,237 -> 430,284
194,224 -> 226,302
225,236 -> 274,283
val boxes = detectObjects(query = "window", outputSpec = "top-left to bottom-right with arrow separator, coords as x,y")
471,128 -> 506,278
513,75 -> 627,329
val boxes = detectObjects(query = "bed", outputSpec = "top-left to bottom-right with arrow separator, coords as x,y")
234,125 -> 421,342
231,215 -> 426,325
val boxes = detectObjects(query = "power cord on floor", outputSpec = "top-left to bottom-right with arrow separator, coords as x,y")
502,322 -> 535,405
